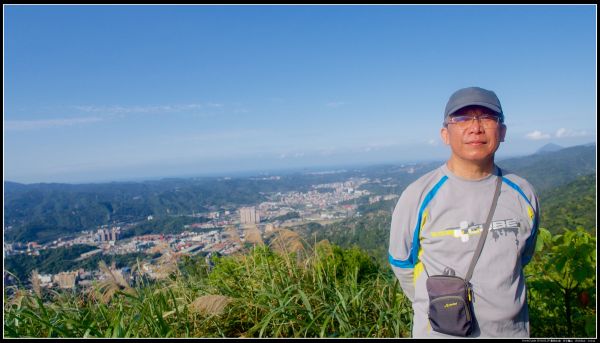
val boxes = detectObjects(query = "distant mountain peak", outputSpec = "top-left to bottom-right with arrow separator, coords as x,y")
536,143 -> 564,154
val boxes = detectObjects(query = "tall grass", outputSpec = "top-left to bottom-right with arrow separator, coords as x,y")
4,238 -> 412,338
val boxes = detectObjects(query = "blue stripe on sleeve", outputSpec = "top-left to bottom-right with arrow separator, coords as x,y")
389,176 -> 448,268
502,177 -> 532,208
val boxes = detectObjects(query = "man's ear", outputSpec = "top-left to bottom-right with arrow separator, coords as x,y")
441,127 -> 450,145
499,124 -> 507,142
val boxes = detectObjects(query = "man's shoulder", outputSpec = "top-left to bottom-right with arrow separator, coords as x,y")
500,168 -> 538,198
403,165 -> 446,195
394,166 -> 446,213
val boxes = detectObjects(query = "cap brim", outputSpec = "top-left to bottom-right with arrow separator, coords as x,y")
446,102 -> 502,116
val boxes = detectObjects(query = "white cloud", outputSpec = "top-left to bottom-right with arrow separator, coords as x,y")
5,117 -> 103,131
524,128 -> 590,140
427,139 -> 439,146
555,128 -> 587,138
525,130 -> 551,140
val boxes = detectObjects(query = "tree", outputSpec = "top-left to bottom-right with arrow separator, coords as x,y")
526,227 -> 596,337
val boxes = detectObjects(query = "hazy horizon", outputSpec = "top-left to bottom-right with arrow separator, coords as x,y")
4,141 -> 595,185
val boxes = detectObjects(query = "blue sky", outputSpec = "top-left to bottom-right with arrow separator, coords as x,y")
4,5 -> 597,184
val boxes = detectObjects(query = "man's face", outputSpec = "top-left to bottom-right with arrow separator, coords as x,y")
440,106 -> 506,164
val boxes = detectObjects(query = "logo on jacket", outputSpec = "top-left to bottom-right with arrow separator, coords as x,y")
447,219 -> 521,242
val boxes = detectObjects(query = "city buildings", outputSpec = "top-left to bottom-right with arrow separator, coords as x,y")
97,227 -> 121,242
239,206 -> 260,224
53,271 -> 78,289
5,173 -> 402,296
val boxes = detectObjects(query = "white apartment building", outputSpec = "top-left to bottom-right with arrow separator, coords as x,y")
239,206 -> 260,224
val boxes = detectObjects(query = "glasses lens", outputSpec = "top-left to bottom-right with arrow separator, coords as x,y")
449,115 -> 499,128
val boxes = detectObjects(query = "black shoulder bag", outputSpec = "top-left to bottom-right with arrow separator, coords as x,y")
423,172 -> 503,336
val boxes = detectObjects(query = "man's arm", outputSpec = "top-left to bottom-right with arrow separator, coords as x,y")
521,193 -> 540,267
389,190 -> 418,302
391,264 -> 416,302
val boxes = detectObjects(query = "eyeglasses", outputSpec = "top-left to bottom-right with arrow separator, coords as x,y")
445,114 -> 502,129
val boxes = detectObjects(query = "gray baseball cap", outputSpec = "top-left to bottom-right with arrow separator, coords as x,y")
444,87 -> 503,122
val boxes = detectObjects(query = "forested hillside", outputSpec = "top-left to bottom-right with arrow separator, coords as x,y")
538,174 -> 596,235
4,173 -> 364,244
497,144 -> 596,192
295,210 -> 392,268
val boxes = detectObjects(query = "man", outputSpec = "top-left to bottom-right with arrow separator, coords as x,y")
388,87 -> 539,338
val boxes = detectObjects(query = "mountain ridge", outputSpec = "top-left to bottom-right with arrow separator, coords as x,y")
535,143 -> 564,154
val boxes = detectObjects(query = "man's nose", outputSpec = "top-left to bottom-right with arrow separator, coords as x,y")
466,117 -> 484,132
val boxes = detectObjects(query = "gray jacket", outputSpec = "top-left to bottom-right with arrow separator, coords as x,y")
388,164 -> 539,338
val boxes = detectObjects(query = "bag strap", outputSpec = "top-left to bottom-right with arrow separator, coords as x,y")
464,168 -> 503,283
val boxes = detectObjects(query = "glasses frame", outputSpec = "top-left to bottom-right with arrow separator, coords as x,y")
445,114 -> 503,129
